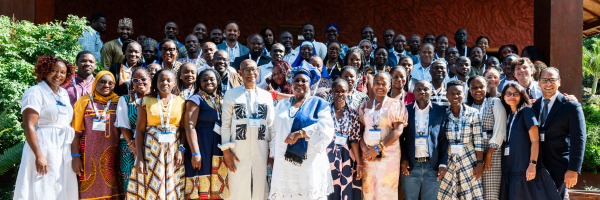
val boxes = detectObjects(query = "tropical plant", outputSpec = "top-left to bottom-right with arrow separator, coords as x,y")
583,38 -> 600,95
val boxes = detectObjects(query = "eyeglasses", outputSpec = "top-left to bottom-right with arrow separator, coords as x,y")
540,78 -> 559,84
504,92 -> 520,97
242,68 -> 258,74
502,50 -> 513,54
161,48 -> 177,53
132,77 -> 148,84
98,80 -> 115,87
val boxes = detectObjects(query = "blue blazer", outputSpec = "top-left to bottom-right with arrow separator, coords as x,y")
532,93 -> 586,184
230,53 -> 272,71
216,42 -> 250,59
400,103 -> 448,171
388,51 -> 419,66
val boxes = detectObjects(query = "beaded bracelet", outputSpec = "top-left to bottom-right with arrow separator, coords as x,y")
71,153 -> 80,157
374,145 -> 381,153
191,152 -> 201,156
379,142 -> 386,150
178,147 -> 185,153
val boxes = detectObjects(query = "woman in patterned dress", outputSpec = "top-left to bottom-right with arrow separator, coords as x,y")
159,39 -> 184,76
359,72 -> 407,200
326,79 -> 363,200
437,80 -> 485,200
326,66 -> 369,109
466,76 -> 507,199
177,62 -> 198,100
115,67 -> 151,192
127,69 -> 186,199
71,71 -> 122,199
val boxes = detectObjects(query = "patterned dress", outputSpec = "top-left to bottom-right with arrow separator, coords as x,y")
115,94 -> 138,193
127,96 -> 186,200
312,78 -> 333,99
183,93 -> 229,199
326,106 -> 362,200
438,105 -> 484,200
359,98 -> 407,200
325,90 -> 369,109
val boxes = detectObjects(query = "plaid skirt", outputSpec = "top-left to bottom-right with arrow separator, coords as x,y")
438,143 -> 484,200
482,134 -> 502,200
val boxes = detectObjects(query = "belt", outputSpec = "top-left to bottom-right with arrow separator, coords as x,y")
415,157 -> 430,162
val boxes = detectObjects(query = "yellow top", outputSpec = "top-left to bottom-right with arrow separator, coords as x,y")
142,95 -> 186,127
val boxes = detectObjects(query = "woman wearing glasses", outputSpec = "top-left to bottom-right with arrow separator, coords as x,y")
159,39 -> 184,76
498,45 -> 515,66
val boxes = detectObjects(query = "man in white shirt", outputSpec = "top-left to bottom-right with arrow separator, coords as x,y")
512,57 -> 542,100
294,23 -> 327,59
217,21 -> 250,62
280,31 -> 298,64
257,43 -> 285,84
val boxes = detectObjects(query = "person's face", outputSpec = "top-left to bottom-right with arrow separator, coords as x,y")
391,69 -> 407,90
393,35 -> 407,52
309,58 -> 324,72
117,26 -> 133,40
408,36 -> 421,51
280,32 -> 294,49
328,43 -> 341,60
454,29 -> 467,44
95,74 -> 115,96
503,87 -> 521,107
271,46 -> 285,62
436,37 -> 449,53
164,22 -> 179,40
429,62 -> 447,82
225,23 -> 240,42
264,29 -> 274,45
210,29 -> 223,43
341,69 -> 357,90
359,42 -> 372,57
501,47 -> 514,59
446,85 -> 465,107
192,24 -> 207,41
539,70 -> 561,97
180,64 -> 197,86
185,35 -> 200,53
484,71 -> 501,88
470,78 -> 487,101
157,71 -> 176,94
300,45 -> 313,60
413,82 -> 432,103
143,46 -> 157,61
326,26 -> 339,41
132,70 -> 150,94
332,83 -> 349,104
126,44 -> 142,64
383,30 -> 395,45
239,62 -> 259,85
423,35 -> 435,45
292,74 -> 311,96
202,43 -> 217,61
486,58 -> 500,70
272,65 -> 285,85
248,36 -> 264,55
361,27 -> 374,41
213,52 -> 229,73
477,38 -> 489,53
77,54 -> 96,76
91,17 -> 107,34
456,58 -> 471,77
303,25 -> 315,41
347,53 -> 362,69
147,64 -> 161,79
470,48 -> 483,62
372,75 -> 391,97
502,56 -> 517,77
374,49 -> 388,65
419,45 -> 434,64
137,35 -> 147,44
514,63 -> 533,81
200,71 -> 218,94
445,47 -> 460,64
46,62 -> 67,87
160,42 -> 178,63
399,58 -> 413,75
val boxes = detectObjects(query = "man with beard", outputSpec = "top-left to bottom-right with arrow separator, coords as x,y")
213,50 -> 243,96
454,29 -> 470,57
257,43 -> 285,85
64,50 -> 97,106
381,29 -> 395,52
178,23 -> 208,59
428,60 -> 451,108
210,28 -> 224,45
79,12 -> 106,61
469,46 -> 486,76
231,34 -> 272,71
177,34 -> 206,68
142,44 -> 158,65
423,34 -> 436,46
279,31 -> 298,64
294,23 -> 327,59
217,21 -> 250,62
389,34 -> 419,66
157,21 -> 185,58
100,17 -> 133,69
260,27 -> 275,56
408,34 -> 422,57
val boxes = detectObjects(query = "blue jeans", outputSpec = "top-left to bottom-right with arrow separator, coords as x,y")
400,161 -> 441,200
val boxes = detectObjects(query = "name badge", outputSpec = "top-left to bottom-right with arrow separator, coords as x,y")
213,122 -> 221,135
157,133 -> 175,143
334,133 -> 348,145
504,145 -> 510,156
451,143 -> 463,154
415,135 -> 427,146
92,119 -> 106,131
368,129 -> 381,140
249,117 -> 261,127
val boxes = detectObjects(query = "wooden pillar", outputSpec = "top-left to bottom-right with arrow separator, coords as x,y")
34,0 -> 55,24
534,0 -> 583,100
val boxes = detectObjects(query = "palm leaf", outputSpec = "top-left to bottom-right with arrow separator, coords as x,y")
0,141 -> 24,175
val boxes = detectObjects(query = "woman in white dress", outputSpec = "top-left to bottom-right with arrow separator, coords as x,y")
13,55 -> 78,200
269,61 -> 335,200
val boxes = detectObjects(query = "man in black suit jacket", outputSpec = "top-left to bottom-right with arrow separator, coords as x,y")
400,80 -> 448,200
533,67 -> 586,199
231,34 -> 271,71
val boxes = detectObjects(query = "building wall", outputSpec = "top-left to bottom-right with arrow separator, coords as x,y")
53,0 -> 533,51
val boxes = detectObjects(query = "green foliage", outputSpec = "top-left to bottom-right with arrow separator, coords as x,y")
0,142 -> 24,175
583,104 -> 600,173
583,38 -> 600,95
0,15 -> 90,175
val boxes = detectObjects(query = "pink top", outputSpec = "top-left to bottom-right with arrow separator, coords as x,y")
62,74 -> 95,106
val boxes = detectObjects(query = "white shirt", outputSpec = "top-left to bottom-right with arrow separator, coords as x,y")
523,80 -> 543,100
283,49 -> 299,64
257,62 -> 274,85
539,91 -> 559,126
225,41 -> 240,62
414,102 -> 432,158
502,79 -> 518,88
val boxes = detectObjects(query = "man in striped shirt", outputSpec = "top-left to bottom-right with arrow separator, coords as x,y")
429,60 -> 450,108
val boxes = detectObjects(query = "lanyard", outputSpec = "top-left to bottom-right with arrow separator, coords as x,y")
416,111 -> 429,136
452,106 -> 465,142
157,94 -> 173,131
369,97 -> 388,128
472,98 -> 488,113
88,93 -> 111,120
312,80 -> 321,96
505,112 -> 517,144
391,89 -> 406,104
327,61 -> 337,77
243,86 -> 259,116
73,77 -> 92,99
331,105 -> 350,136
249,54 -> 261,65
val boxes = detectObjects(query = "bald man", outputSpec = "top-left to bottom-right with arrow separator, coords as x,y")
231,34 -> 272,71
221,59 -> 275,200
212,50 -> 242,95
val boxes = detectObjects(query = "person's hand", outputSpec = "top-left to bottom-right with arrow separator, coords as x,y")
71,156 -> 82,176
356,164 -> 363,180
127,141 -> 136,154
174,149 -> 184,168
564,93 -> 578,102
284,131 -> 301,145
363,146 -> 380,161
526,164 -> 536,181
400,159 -> 410,175
35,155 -> 49,176
530,99 -> 537,104
565,170 -> 579,188
268,83 -> 276,93
484,152 -> 493,173
223,150 -> 240,172
267,157 -> 274,170
191,154 -> 202,170
135,158 -> 146,174
437,167 -> 447,181
473,163 -> 483,180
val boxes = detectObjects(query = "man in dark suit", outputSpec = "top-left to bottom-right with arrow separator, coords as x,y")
400,80 -> 448,200
454,29 -> 471,57
533,67 -> 586,199
231,34 -> 271,71
388,34 -> 419,66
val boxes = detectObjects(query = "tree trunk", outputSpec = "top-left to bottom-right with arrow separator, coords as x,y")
593,77 -> 599,95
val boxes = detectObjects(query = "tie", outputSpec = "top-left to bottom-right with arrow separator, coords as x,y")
540,99 -> 550,126
526,87 -> 533,99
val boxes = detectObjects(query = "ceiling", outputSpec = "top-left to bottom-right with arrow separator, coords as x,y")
584,0 -> 600,37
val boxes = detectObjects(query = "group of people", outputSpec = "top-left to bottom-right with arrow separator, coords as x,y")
11,12 -> 587,200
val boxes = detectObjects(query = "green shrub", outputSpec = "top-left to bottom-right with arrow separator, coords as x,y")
584,104 -> 600,173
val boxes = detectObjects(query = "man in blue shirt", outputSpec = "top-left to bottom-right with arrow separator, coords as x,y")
217,21 -> 250,62
156,21 -> 185,59
78,12 -> 106,61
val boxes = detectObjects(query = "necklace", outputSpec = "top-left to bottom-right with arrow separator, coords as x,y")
288,96 -> 309,118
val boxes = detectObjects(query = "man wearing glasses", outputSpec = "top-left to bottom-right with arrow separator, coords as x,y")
533,67 -> 586,200
213,50 -> 242,96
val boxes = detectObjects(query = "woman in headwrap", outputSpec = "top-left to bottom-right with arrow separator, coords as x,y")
324,23 -> 349,60
259,60 -> 294,103
269,62 -> 335,200
291,41 -> 317,67
71,71 -> 122,199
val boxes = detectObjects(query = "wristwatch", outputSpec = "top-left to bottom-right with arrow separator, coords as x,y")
530,160 -> 537,165
476,160 -> 484,164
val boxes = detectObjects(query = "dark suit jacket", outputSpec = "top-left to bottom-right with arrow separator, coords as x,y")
400,103 -> 449,171
230,53 -> 272,71
533,93 -> 586,184
388,50 -> 419,66
456,46 -> 471,57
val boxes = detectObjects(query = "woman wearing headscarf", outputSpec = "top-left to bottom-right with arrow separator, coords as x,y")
260,60 -> 294,104
325,23 -> 349,60
291,41 -> 317,67
269,62 -> 335,200
71,71 -> 122,199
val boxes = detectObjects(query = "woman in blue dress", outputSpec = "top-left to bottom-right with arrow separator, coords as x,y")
498,83 -> 560,200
